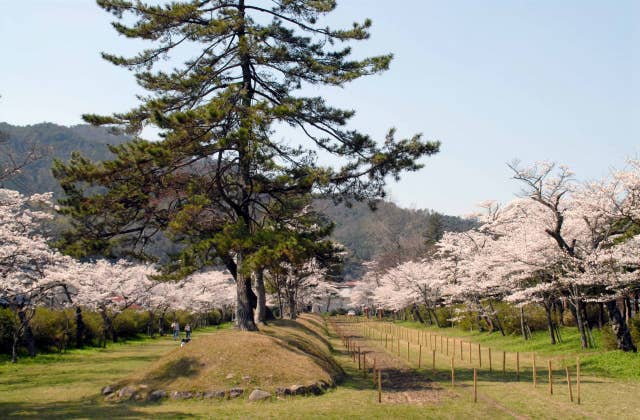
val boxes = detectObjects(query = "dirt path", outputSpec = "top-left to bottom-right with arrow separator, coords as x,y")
329,319 -> 538,419
331,320 -> 449,405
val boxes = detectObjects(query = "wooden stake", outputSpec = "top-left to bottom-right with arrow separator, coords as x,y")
473,368 -> 478,403
373,358 -> 377,385
378,369 -> 382,403
502,351 -> 506,376
446,337 -> 449,355
488,347 -> 492,372
451,357 -> 455,387
419,344 -> 422,368
576,357 -> 581,404
440,335 -> 443,353
548,360 -> 553,395
516,352 -> 520,380
397,338 -> 400,356
478,344 -> 482,367
532,354 -> 537,387
363,353 -> 367,377
566,366 -> 573,402
358,347 -> 361,370
432,349 -> 436,372
407,340 -> 410,361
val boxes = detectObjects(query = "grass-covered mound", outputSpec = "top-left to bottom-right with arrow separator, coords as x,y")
107,314 -> 343,401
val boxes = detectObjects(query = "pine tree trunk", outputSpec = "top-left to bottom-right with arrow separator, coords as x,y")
277,294 -> 283,319
235,262 -> 258,331
75,306 -> 84,348
254,270 -> 267,325
606,300 -> 637,352
287,292 -> 297,320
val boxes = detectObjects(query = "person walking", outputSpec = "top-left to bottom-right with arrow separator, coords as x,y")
172,320 -> 180,340
185,323 -> 192,340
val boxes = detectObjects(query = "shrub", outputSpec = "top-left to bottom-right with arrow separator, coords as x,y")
31,307 -> 75,352
206,309 -> 222,325
114,310 -> 149,340
81,310 -> 105,346
601,325 -> 618,351
630,316 -> 640,346
0,308 -> 15,353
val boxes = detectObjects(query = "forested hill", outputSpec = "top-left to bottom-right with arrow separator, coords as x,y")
0,122 -> 128,194
0,122 -> 474,278
314,199 -> 475,279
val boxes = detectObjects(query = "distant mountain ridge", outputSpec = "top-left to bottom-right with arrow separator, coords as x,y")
0,122 -> 128,194
0,122 -> 473,278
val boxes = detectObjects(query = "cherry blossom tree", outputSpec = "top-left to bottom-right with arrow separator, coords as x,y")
366,160 -> 639,352
65,259 -> 157,346
0,189 -> 67,362
349,266 -> 380,313
509,161 -> 637,351
298,275 -> 340,313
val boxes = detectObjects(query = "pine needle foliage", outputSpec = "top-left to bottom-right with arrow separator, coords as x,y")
53,0 -> 440,330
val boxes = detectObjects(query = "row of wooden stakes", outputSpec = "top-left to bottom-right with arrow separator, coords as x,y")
332,317 -> 583,404
331,319 -> 384,403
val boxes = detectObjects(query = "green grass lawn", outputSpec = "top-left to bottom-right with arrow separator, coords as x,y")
392,320 -> 640,381
0,318 -> 639,419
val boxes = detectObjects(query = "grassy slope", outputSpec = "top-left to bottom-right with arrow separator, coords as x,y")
122,315 -> 342,393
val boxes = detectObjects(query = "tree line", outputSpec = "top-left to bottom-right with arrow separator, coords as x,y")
354,161 -> 640,352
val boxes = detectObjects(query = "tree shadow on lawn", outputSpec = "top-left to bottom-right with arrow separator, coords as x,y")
0,399 -> 196,419
142,356 -> 202,384
268,319 -> 333,351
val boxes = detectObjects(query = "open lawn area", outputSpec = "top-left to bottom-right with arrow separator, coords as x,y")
0,317 -> 639,419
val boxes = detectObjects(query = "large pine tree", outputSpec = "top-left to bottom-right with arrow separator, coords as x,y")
54,0 -> 440,330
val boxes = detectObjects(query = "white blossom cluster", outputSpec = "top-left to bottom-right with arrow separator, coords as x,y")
359,160 -> 640,314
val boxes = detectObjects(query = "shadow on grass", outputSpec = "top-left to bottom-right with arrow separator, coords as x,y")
270,319 -> 333,351
262,319 -> 346,382
143,356 -> 202,384
0,399 -> 196,419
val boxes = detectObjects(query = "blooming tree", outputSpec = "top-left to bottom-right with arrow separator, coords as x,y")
0,189 -> 67,361
64,259 -> 157,345
367,160 -> 640,352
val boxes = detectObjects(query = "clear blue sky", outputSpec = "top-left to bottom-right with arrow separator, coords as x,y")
0,0 -> 637,215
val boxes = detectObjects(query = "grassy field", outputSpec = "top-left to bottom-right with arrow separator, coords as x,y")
0,316 -> 639,419
392,320 -> 640,381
